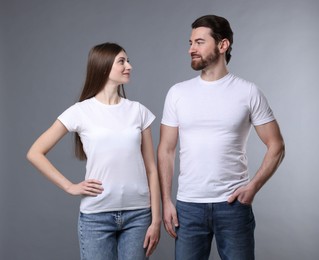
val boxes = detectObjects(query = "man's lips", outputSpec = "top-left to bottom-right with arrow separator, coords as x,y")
191,55 -> 201,60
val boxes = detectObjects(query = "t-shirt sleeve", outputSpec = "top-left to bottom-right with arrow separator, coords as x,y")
161,86 -> 179,127
139,103 -> 156,131
57,103 -> 81,132
249,84 -> 275,126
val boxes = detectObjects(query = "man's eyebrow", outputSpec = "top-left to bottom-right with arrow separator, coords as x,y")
189,38 -> 206,43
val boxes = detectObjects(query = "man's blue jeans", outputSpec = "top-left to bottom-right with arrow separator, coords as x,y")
175,200 -> 255,260
78,208 -> 151,260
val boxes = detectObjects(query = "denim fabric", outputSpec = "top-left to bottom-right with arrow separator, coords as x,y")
175,200 -> 255,260
78,208 -> 151,260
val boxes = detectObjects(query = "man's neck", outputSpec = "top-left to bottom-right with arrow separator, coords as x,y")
200,57 -> 229,81
200,66 -> 229,82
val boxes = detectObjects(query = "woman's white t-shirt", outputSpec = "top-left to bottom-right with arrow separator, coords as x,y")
58,97 -> 155,213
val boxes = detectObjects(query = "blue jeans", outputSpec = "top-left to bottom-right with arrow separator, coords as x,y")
175,200 -> 255,260
78,208 -> 151,260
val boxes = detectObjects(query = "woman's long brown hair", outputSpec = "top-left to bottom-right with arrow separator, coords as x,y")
75,42 -> 126,160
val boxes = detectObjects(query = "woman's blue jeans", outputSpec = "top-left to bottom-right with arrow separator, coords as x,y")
175,200 -> 255,260
78,208 -> 151,260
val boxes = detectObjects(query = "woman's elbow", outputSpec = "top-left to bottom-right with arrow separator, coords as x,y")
26,148 -> 34,163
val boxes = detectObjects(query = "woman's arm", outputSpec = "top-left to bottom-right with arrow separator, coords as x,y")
141,126 -> 161,257
27,119 -> 103,196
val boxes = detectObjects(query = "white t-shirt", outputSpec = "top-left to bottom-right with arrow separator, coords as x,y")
58,97 -> 155,213
161,73 -> 275,203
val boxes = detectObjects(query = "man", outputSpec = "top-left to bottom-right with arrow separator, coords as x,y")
157,14 -> 285,260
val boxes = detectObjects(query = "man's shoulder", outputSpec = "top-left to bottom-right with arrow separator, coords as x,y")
229,73 -> 255,87
171,76 -> 199,90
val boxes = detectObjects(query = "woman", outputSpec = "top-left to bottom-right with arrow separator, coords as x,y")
27,42 -> 161,259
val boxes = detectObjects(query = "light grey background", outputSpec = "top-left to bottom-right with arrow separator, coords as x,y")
1,0 -> 318,259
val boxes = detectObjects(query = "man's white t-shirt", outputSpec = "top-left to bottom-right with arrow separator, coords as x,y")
58,97 -> 155,213
161,73 -> 275,203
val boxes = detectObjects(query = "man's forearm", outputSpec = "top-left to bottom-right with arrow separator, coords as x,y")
157,149 -> 176,203
249,140 -> 285,192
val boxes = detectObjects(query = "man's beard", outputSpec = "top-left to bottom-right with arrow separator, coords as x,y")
191,47 -> 220,71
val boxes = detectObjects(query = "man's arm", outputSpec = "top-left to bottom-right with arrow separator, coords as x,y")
157,124 -> 179,238
228,120 -> 285,204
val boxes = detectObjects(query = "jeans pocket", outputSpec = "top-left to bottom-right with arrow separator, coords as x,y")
236,199 -> 252,207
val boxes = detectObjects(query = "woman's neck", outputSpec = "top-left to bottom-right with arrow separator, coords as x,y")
95,86 -> 120,105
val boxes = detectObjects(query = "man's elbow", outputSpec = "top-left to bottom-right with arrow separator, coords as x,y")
280,141 -> 285,162
157,144 -> 175,160
275,140 -> 285,163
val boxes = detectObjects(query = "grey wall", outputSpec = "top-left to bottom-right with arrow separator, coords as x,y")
1,0 -> 319,259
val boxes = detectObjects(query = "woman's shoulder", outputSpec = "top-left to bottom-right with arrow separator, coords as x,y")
122,98 -> 141,107
123,98 -> 153,113
77,97 -> 95,106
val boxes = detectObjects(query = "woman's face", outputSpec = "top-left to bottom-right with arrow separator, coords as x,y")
108,50 -> 132,86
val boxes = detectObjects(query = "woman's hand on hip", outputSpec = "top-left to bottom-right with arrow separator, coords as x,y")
66,179 -> 104,196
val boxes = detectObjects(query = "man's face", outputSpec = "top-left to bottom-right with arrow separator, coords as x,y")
188,27 -> 220,71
